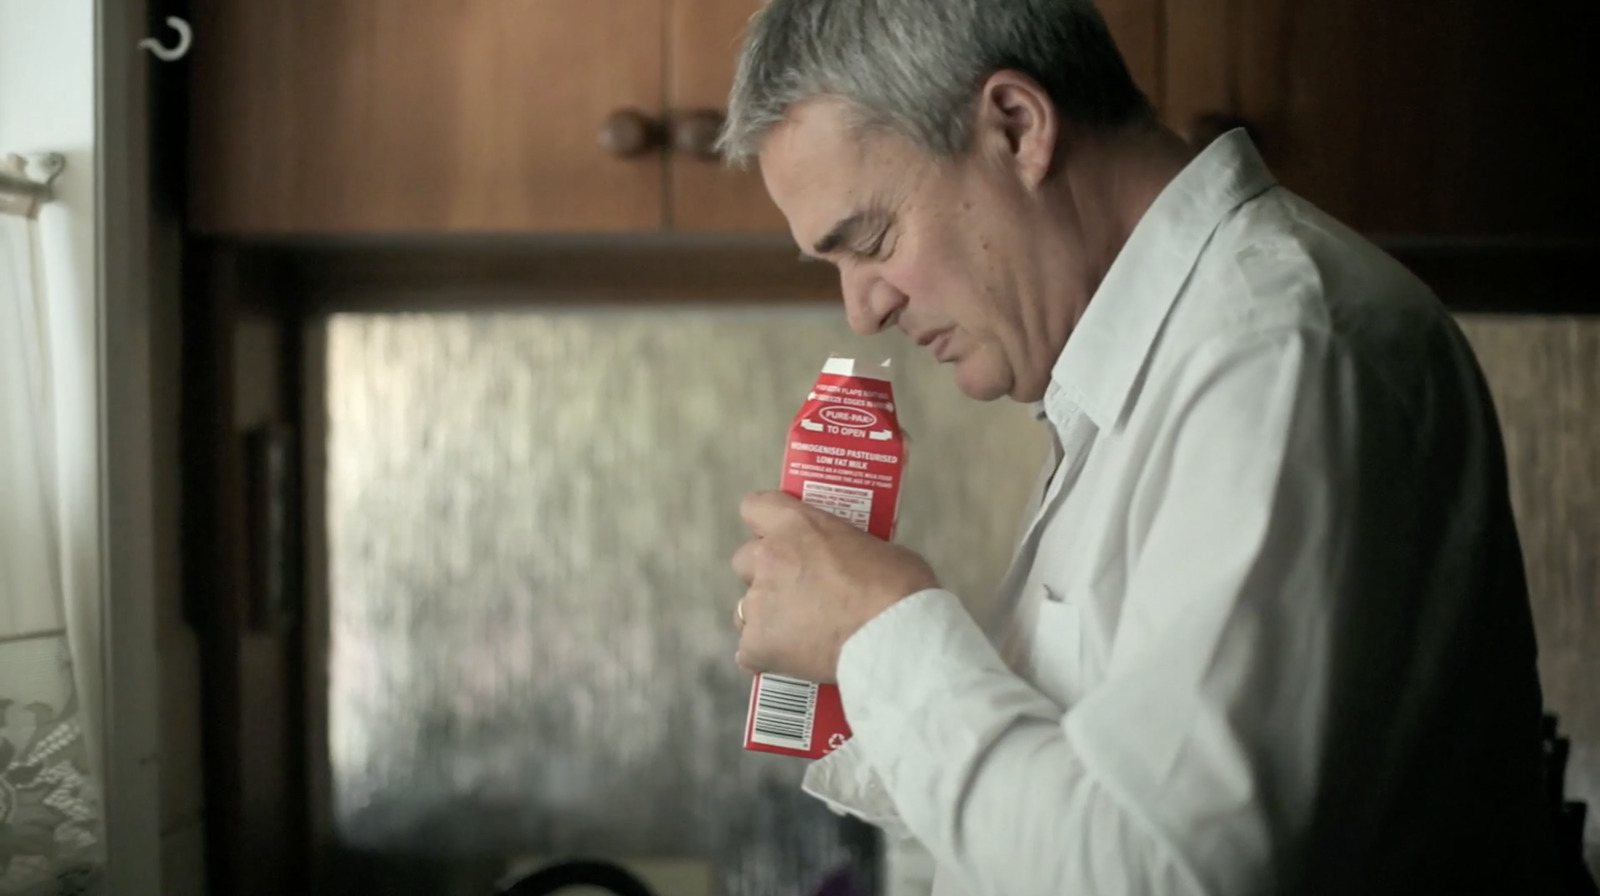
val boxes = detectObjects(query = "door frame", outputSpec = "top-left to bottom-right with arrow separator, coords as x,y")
96,0 -> 165,893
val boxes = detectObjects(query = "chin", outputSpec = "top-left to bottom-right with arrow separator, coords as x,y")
950,358 -> 1011,402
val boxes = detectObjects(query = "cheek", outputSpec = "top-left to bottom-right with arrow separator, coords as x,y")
889,242 -> 1002,337
887,237 -> 967,319
882,255 -> 933,308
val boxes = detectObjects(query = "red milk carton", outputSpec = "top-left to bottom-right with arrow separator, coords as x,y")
743,356 -> 908,759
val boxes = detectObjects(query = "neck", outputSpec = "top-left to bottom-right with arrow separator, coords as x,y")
1064,120 -> 1196,294
1013,121 -> 1194,402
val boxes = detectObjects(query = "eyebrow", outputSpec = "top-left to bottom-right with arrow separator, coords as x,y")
806,209 -> 888,260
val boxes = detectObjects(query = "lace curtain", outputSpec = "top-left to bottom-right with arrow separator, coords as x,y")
0,200 -> 103,894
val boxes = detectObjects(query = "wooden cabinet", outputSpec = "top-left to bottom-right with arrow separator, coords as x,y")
187,0 -> 1167,237
189,0 -> 671,234
189,0 -> 1597,239
1163,0 -> 1600,237
191,0 -> 673,234
667,0 -> 783,232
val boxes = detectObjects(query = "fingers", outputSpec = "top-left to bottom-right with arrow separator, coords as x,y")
738,489 -> 804,536
733,491 -> 811,678
734,626 -> 771,675
731,538 -> 761,584
733,604 -> 767,674
734,647 -> 758,674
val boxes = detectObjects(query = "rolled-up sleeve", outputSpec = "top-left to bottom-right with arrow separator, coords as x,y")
827,324 -> 1414,896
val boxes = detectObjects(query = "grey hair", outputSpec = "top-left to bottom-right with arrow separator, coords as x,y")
716,0 -> 1154,168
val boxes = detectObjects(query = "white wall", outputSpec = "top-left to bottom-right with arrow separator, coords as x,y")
1,2 -> 165,894
0,0 -> 105,805
0,0 -> 99,348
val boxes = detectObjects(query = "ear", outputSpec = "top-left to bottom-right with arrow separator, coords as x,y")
972,70 -> 1059,189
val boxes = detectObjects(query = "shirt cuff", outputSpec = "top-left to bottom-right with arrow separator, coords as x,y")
800,738 -> 915,842
836,586 -> 988,701
835,586 -> 1028,755
799,589 -> 977,842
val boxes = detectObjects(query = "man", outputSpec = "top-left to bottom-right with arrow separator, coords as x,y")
721,1 -> 1557,894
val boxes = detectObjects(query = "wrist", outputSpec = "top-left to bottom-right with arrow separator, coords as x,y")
836,587 -> 950,686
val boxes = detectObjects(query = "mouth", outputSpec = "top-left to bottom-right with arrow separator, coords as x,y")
915,328 -> 956,362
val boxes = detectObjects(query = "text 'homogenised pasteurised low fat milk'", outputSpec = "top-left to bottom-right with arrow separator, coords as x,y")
743,357 -> 908,759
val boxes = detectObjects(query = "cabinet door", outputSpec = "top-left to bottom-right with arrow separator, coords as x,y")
190,0 -> 666,234
1165,0 -> 1600,237
667,0 -> 787,233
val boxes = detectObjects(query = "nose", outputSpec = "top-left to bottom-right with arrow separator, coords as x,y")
841,267 -> 905,336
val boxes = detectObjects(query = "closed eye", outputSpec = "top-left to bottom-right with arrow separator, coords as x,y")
858,228 -> 891,259
814,206 -> 895,262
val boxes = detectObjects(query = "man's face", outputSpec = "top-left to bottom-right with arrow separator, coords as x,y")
758,97 -> 1069,403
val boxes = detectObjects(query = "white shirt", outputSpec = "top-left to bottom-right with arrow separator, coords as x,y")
803,130 -> 1557,896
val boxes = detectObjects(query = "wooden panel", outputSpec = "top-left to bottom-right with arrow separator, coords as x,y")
190,0 -> 666,234
195,239 -> 1599,316
1096,0 -> 1165,112
231,316 -> 300,896
161,822 -> 210,896
667,0 -> 788,233
182,247 -> 310,896
1164,0 -> 1600,237
298,321 -> 337,891
270,237 -> 840,310
1161,0 -> 1230,137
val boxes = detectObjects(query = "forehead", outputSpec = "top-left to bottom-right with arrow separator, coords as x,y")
757,100 -> 919,248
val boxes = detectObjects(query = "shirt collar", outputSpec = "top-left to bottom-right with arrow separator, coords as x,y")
1043,129 -> 1277,435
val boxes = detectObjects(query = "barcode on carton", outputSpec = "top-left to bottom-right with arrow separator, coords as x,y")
749,673 -> 818,751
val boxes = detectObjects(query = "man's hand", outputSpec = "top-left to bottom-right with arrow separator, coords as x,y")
731,489 -> 938,682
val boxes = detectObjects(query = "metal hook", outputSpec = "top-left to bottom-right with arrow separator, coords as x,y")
138,16 -> 192,62
1,153 -> 67,218
7,153 -> 66,188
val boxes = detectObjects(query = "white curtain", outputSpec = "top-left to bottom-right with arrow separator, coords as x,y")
0,209 -> 103,894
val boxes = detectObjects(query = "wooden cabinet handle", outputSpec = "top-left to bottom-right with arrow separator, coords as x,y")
599,108 -> 665,159
1187,112 -> 1262,155
671,109 -> 726,160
